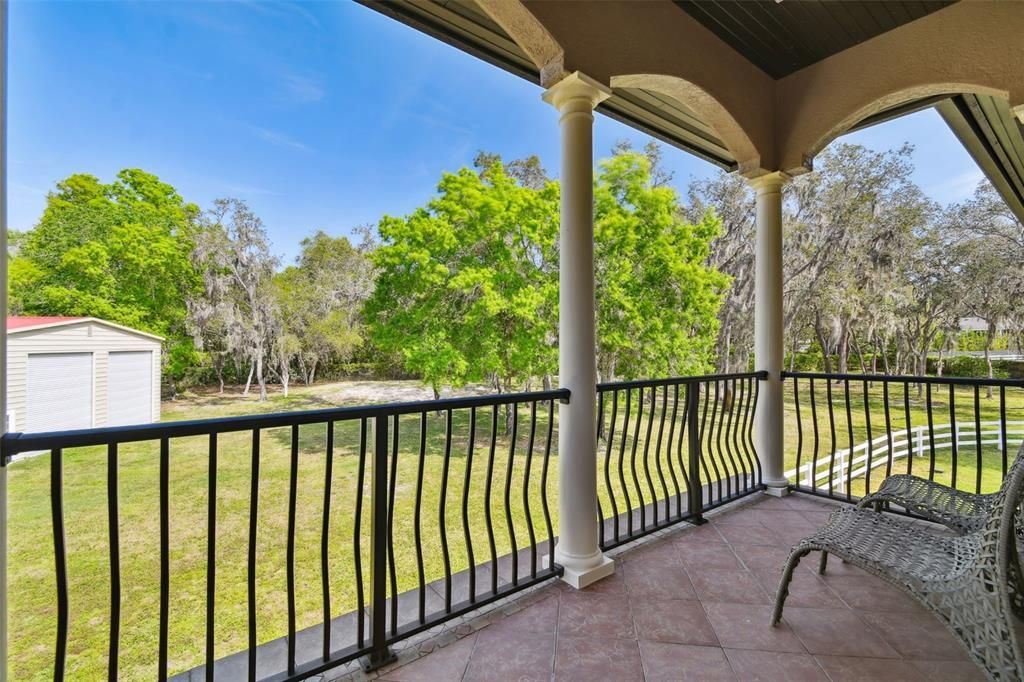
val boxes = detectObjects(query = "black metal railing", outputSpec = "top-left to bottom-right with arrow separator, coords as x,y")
782,371 -> 1024,502
595,371 -> 766,549
1,389 -> 568,682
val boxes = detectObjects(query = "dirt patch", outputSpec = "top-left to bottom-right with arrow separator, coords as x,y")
165,379 -> 498,419
314,380 -> 494,405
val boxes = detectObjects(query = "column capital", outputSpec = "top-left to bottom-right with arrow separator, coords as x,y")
747,170 -> 791,194
542,71 -> 612,113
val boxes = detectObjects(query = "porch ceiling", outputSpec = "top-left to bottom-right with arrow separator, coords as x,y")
674,1 -> 957,80
359,0 -> 1024,222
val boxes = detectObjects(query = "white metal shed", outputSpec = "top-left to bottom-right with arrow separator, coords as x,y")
6,317 -> 162,432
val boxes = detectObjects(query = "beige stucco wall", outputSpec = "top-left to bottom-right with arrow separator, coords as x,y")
775,1 -> 1024,173
524,0 -> 776,173
488,0 -> 1024,178
6,320 -> 161,431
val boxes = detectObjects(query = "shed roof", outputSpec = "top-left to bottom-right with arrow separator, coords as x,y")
6,316 -> 85,330
6,316 -> 165,341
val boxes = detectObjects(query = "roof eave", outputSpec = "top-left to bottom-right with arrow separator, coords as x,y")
7,317 -> 166,342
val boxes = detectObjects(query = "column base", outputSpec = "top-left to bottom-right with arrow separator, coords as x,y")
548,549 -> 615,589
763,478 -> 790,497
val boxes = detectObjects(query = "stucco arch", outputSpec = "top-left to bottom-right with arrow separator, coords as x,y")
475,0 -> 566,86
775,1 -> 1024,173
610,74 -> 763,175
803,83 -> 1009,168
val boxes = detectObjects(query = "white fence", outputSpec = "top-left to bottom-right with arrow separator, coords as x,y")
785,421 -> 1024,494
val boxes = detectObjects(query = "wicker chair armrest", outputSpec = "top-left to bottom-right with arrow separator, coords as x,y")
858,474 -> 990,534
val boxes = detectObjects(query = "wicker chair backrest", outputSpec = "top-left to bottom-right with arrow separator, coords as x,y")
983,443 -> 1024,567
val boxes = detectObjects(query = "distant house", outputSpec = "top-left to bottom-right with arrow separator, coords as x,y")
6,317 -> 162,433
959,317 -> 1009,333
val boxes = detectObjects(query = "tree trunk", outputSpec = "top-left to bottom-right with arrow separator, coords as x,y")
985,322 -> 995,399
720,326 -> 732,374
256,353 -> 267,402
503,376 -> 514,435
215,354 -> 225,394
243,361 -> 255,395
837,325 -> 850,375
850,335 -> 868,376
542,374 -> 552,391
814,312 -> 833,374
917,350 -> 929,398
936,348 -> 944,377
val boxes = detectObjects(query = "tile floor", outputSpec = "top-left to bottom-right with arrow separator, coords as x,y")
363,492 -> 986,682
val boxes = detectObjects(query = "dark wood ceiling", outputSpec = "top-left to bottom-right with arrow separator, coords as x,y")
674,0 -> 957,79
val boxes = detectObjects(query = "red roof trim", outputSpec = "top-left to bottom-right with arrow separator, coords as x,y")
6,316 -> 86,330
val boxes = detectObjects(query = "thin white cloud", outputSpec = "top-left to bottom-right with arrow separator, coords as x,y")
250,126 -> 310,152
231,0 -> 321,29
281,73 -> 325,103
926,167 -> 985,204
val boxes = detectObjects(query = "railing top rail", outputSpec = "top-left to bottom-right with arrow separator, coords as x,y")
781,370 -> 1024,388
0,387 -> 571,460
597,370 -> 768,392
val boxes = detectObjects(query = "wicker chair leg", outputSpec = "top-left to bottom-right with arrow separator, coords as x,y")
1006,535 -> 1024,619
818,550 -> 828,575
772,547 -> 811,626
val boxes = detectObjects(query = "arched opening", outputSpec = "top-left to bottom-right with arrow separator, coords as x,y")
610,73 -> 764,175
803,83 -> 1010,166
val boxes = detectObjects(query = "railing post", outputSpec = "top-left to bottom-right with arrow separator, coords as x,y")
361,415 -> 395,672
686,384 -> 706,524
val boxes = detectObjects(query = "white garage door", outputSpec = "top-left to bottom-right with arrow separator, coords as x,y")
26,353 -> 93,432
108,351 -> 154,426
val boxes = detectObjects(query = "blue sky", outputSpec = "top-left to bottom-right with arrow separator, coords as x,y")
9,1 -> 985,263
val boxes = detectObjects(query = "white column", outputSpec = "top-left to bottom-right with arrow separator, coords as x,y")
751,172 -> 789,495
543,72 -> 614,589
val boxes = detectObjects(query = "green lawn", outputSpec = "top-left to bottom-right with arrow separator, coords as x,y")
780,379 -> 1024,498
8,384 -> 562,680
7,377 -> 1024,680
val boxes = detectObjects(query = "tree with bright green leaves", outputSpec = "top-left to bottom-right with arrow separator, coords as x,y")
364,160 -> 560,399
594,151 -> 727,380
364,151 -> 727,397
10,169 -> 202,387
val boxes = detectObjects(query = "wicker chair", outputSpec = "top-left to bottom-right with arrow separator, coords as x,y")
817,450 -> 1024,573
772,443 -> 1024,681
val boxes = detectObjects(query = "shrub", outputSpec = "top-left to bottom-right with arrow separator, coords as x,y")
928,355 -> 1013,379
